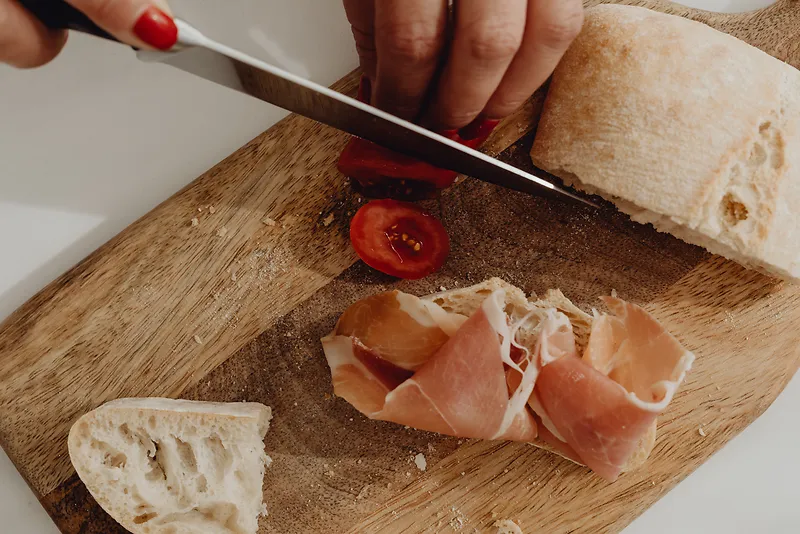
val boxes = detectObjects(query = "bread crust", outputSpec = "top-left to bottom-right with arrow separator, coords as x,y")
531,5 -> 800,280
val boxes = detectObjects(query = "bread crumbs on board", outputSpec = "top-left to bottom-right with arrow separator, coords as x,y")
216,227 -> 228,237
448,505 -> 468,531
494,519 -> 523,534
414,453 -> 427,471
698,426 -> 707,437
193,335 -> 203,344
190,217 -> 199,227
356,485 -> 370,500
262,217 -> 277,226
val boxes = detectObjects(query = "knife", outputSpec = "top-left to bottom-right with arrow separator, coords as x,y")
19,1 -> 595,207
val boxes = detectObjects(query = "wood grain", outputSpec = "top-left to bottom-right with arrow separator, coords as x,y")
1,0 -> 798,532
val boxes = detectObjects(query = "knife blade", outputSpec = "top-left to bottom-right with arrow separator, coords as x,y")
140,20 -> 595,207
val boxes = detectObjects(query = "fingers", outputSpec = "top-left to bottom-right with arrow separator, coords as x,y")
343,0 -> 377,81
66,0 -> 177,50
483,0 -> 584,119
344,0 -> 582,127
428,0 -> 527,130
372,0 -> 448,120
0,0 -> 68,68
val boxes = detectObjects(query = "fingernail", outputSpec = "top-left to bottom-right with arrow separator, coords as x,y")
133,6 -> 178,50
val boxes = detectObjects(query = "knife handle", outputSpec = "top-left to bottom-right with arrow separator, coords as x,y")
18,0 -> 120,43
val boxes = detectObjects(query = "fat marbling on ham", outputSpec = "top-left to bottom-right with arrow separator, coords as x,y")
321,282 -> 694,481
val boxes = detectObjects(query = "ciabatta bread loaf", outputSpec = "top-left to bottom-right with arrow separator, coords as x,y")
68,398 -> 272,534
531,5 -> 800,281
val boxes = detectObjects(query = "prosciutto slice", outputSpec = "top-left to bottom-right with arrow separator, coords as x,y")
331,290 -> 466,371
531,297 -> 694,481
321,286 -> 694,481
322,289 -> 539,441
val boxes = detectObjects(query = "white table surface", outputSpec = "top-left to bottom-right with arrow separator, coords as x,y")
0,1 -> 796,533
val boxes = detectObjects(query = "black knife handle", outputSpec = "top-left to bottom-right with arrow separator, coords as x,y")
18,0 -> 120,43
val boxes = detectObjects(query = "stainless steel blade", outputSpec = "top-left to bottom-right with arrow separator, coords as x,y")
140,20 -> 596,207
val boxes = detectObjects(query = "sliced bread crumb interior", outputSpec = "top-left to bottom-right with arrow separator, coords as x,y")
425,278 -> 593,350
68,398 -> 271,534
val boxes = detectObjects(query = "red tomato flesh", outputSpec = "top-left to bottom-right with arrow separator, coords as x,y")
336,76 -> 500,197
350,200 -> 450,280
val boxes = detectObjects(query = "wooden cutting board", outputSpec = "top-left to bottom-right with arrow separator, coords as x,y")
1,1 -> 798,533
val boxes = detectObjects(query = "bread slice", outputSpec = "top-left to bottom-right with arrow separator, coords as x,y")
424,278 -> 531,320
531,5 -> 800,281
424,278 -> 654,471
68,398 -> 272,534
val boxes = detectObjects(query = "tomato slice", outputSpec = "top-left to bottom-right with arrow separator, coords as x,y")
350,200 -> 450,280
338,136 -> 461,190
336,76 -> 500,198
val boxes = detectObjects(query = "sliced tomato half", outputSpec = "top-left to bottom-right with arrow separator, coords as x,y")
350,199 -> 450,280
336,75 -> 500,198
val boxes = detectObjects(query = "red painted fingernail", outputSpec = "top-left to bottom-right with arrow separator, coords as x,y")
133,6 -> 178,50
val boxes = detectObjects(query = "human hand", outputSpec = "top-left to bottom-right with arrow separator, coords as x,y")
343,0 -> 584,130
0,0 -> 177,68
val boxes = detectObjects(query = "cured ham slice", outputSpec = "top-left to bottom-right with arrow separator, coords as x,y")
332,290 -> 466,370
533,297 -> 694,481
321,280 -> 694,481
322,289 -> 539,441
584,297 -> 694,412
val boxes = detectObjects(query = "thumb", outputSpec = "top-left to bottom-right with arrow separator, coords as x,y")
66,0 -> 177,50
0,0 -> 68,68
